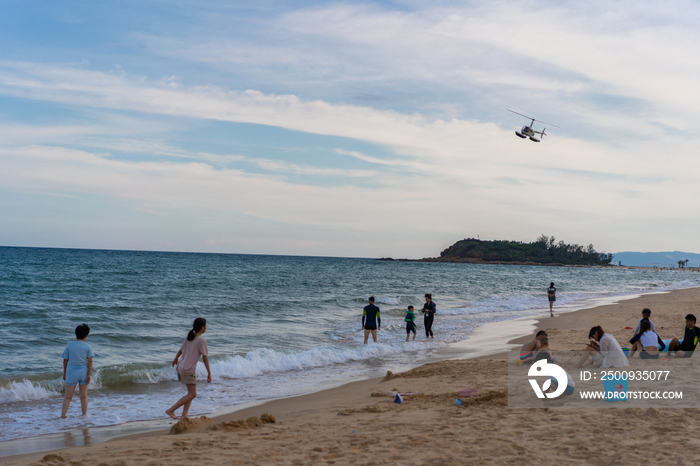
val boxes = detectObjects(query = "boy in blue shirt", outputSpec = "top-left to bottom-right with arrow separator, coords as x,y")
61,324 -> 95,418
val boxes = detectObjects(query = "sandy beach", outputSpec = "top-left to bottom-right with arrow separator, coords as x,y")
4,287 -> 700,466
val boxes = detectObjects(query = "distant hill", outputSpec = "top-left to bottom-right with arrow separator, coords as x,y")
420,236 -> 612,266
612,251 -> 700,268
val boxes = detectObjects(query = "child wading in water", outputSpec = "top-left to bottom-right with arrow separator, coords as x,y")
166,318 -> 212,420
61,323 -> 94,418
405,306 -> 417,341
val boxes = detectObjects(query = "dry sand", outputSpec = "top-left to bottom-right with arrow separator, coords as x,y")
4,287 -> 700,466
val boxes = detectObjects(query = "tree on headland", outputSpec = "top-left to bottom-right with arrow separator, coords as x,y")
434,235 -> 613,265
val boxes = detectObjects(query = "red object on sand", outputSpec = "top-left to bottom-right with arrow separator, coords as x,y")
458,389 -> 479,398
625,326 -> 633,329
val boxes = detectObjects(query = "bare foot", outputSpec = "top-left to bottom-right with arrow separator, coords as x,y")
165,409 -> 179,420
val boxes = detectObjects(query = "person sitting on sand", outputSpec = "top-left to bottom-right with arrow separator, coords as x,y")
61,324 -> 94,418
667,314 -> 700,358
633,308 -> 656,334
576,326 -> 629,368
519,330 -> 547,361
166,317 -> 212,420
362,297 -> 381,344
529,336 -> 556,364
405,305 -> 417,342
546,370 -> 575,397
629,319 -> 665,359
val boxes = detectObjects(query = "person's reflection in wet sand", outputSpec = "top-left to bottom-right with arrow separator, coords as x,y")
63,431 -> 76,448
62,428 -> 92,448
82,428 -> 92,446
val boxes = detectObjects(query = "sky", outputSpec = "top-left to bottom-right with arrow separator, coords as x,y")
1,0 -> 700,258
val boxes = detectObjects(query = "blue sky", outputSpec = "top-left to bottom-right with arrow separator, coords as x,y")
1,0 -> 700,258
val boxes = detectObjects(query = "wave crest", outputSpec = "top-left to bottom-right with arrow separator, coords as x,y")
0,380 -> 60,404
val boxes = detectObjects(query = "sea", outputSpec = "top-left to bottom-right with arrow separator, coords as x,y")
2,246 -> 700,444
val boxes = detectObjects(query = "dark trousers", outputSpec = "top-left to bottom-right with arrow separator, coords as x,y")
424,315 -> 434,337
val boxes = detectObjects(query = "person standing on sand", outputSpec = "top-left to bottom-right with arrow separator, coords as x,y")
547,282 -> 556,314
61,324 -> 94,418
362,297 -> 381,344
166,317 -> 212,420
422,293 -> 436,339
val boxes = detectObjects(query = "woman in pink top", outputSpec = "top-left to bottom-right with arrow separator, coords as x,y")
166,318 -> 212,420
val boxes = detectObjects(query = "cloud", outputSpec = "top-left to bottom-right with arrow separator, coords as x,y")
3,1 -> 700,255
140,1 -> 700,140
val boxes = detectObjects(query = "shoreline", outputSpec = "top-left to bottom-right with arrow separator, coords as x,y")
0,289 -> 644,455
4,286 -> 697,463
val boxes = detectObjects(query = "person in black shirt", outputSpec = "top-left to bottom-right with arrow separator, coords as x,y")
422,293 -> 436,339
668,314 -> 700,358
362,296 -> 381,344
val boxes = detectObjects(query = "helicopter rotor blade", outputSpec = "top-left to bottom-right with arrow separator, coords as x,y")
507,109 -> 534,120
507,109 -> 560,128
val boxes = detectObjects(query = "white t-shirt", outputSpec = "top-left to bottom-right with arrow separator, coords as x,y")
598,333 -> 629,368
640,330 -> 660,348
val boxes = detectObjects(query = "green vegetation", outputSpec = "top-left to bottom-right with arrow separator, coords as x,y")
434,235 -> 613,265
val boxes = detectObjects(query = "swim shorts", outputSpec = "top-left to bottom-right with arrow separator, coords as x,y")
65,365 -> 88,387
364,326 -> 377,330
178,373 -> 197,385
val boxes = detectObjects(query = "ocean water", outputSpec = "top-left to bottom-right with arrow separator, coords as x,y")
1,246 -> 700,442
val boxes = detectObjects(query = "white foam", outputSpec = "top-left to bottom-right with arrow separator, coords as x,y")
133,342 -> 429,384
209,343 -> 415,380
374,296 -> 400,305
0,380 -> 60,404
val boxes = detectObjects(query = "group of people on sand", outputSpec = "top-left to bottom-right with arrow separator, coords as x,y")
361,294 -> 437,344
578,309 -> 700,366
61,286 -> 700,420
517,307 -> 700,373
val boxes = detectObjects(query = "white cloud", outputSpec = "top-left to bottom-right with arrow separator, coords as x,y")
3,1 -> 700,254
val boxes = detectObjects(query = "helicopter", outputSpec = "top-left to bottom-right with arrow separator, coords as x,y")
507,109 -> 559,142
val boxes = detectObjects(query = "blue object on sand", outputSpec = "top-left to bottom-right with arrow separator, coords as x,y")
394,394 -> 403,404
660,339 -> 672,352
622,347 -> 630,357
659,338 -> 681,352
455,398 -> 463,406
603,374 -> 628,402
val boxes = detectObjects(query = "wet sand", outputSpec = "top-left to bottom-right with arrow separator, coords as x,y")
4,287 -> 700,465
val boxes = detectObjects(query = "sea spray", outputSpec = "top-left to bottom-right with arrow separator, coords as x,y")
0,380 -> 60,404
